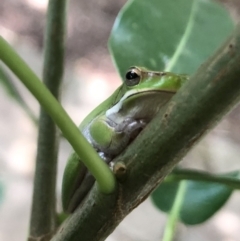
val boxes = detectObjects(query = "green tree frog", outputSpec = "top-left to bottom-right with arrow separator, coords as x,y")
62,66 -> 188,213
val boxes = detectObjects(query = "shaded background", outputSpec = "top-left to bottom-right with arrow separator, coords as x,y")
1,0 -> 240,240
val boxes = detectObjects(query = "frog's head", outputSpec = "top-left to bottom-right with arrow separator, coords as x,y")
106,66 -> 188,121
124,66 -> 187,93
113,66 -> 188,105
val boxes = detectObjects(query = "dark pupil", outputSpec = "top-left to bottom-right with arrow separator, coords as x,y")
125,70 -> 140,86
126,71 -> 138,80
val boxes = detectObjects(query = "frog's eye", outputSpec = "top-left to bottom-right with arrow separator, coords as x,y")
125,68 -> 141,86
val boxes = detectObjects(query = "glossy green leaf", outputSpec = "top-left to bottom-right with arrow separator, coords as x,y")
151,171 -> 240,225
109,0 -> 234,79
0,64 -> 37,124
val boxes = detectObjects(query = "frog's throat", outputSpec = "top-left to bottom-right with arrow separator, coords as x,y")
106,88 -> 175,117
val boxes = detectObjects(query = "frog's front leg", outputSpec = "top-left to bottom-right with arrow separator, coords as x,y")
115,117 -> 147,141
64,116 -> 147,212
88,115 -> 147,157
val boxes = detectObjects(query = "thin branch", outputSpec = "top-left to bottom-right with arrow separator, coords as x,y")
52,25 -> 240,241
162,181 -> 187,241
167,169 -> 240,189
29,0 -> 66,238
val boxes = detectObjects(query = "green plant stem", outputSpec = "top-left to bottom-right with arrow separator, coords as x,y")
29,0 -> 66,238
166,169 -> 240,189
0,35 -> 116,209
162,181 -> 187,241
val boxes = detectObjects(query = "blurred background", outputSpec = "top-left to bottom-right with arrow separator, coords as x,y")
1,0 -> 240,240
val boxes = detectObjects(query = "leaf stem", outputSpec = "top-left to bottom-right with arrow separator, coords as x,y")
162,181 -> 187,241
166,169 -> 240,189
0,37 -> 115,196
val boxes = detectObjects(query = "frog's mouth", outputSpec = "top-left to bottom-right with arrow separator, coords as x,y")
122,88 -> 176,103
106,89 -> 175,117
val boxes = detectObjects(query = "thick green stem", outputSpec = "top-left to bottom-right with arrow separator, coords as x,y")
0,38 -> 115,197
0,18 -> 115,241
29,0 -> 66,238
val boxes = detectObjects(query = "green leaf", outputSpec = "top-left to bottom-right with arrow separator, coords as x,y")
151,171 -> 240,225
109,0 -> 234,79
0,64 -> 38,124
